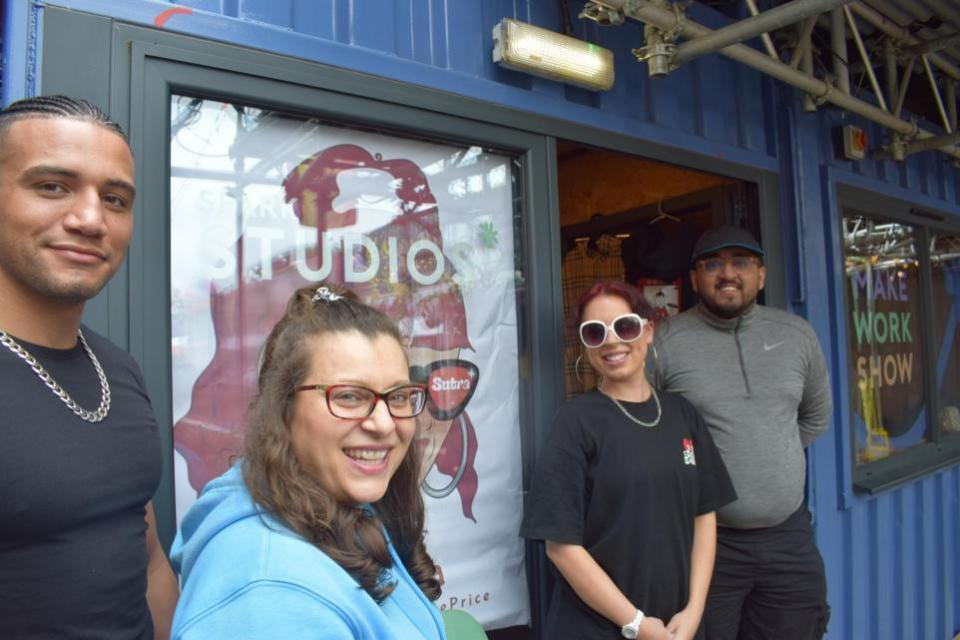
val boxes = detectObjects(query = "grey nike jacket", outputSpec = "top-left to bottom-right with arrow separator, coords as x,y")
654,303 -> 832,529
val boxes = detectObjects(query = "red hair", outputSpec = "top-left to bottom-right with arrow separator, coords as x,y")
575,280 -> 656,326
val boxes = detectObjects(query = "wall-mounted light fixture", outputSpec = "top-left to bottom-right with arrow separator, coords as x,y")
492,18 -> 615,91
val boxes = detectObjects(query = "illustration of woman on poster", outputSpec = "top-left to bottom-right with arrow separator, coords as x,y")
174,143 -> 481,520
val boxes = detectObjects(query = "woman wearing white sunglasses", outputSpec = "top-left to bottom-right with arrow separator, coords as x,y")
522,280 -> 736,640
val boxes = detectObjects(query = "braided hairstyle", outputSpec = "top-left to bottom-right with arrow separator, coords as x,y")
243,285 -> 441,604
0,95 -> 128,145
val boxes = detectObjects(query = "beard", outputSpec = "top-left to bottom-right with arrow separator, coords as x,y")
0,251 -> 115,305
699,282 -> 758,319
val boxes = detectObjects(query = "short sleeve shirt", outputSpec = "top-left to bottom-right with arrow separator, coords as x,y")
521,389 -> 736,638
0,328 -> 162,638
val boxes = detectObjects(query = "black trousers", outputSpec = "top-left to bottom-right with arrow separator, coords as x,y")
704,504 -> 829,640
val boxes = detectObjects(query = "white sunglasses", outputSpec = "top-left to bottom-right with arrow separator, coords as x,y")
578,313 -> 648,348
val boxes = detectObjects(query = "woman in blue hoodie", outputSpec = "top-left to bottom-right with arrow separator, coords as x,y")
170,285 -> 446,639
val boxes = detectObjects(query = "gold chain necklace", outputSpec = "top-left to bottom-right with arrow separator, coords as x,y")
599,384 -> 662,428
0,329 -> 111,423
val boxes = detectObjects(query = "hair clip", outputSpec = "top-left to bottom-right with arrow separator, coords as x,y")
312,286 -> 343,303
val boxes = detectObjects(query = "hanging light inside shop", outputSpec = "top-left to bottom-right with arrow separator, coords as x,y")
492,18 -> 615,91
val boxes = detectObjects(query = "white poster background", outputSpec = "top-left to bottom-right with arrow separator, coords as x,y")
169,98 -> 529,628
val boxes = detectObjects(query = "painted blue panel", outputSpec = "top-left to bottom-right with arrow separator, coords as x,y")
352,2 -> 397,54
594,20 -> 647,121
846,503 -> 871,639
735,66 -> 768,153
649,56 -> 696,135
920,478 -> 937,638
290,0 -> 331,40
899,488 -> 921,637
409,1 -> 436,65
698,56 -> 742,147
934,476 -> 949,637
393,1 -> 416,63
874,495 -> 895,640
446,1 -> 484,77
239,0 -> 291,29
429,0 -> 448,69
950,467 -> 960,634
1,0 -> 34,104
174,0 -> 222,15
527,0 -> 559,33
41,0 -> 775,171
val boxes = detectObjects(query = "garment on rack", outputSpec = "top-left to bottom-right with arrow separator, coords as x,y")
562,235 -> 624,397
622,223 -> 700,310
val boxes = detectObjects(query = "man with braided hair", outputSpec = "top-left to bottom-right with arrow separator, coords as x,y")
0,95 -> 178,638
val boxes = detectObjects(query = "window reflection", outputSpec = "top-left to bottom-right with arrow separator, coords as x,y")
167,94 -> 532,627
169,96 -> 523,513
843,216 -> 926,465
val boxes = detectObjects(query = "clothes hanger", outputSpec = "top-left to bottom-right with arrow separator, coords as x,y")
649,200 -> 680,226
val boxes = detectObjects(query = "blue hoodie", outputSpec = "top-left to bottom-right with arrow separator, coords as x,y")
170,463 -> 447,640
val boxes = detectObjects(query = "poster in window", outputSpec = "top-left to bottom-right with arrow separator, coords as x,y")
169,97 -> 529,627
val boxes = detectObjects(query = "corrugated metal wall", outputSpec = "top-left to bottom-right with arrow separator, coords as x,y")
31,0 -> 775,168
815,463 -> 960,640
10,0 -> 960,637
780,94 -> 960,639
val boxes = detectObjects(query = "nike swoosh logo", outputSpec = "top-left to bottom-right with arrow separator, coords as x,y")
763,341 -> 785,351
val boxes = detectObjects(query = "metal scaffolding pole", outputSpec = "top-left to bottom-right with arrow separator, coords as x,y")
789,16 -> 819,69
844,5 -> 888,111
916,0 -> 960,36
892,56 -> 916,118
671,0 -> 851,66
831,8 -> 851,94
884,38 -> 898,107
745,0 -> 779,59
802,33 -> 817,111
948,80 -> 958,131
591,0 -> 960,158
906,33 -> 960,57
922,55 -> 953,132
904,128 -> 960,155
849,2 -> 960,80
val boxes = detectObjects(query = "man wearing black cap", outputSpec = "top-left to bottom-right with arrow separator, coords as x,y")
654,225 -> 832,640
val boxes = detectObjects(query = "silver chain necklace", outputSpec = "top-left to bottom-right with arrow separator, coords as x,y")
0,329 -> 111,423
599,384 -> 662,428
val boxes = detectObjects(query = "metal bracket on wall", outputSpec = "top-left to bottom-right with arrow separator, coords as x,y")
579,1 -> 626,26
630,0 -> 683,77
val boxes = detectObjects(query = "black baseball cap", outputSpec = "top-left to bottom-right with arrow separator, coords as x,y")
691,225 -> 764,264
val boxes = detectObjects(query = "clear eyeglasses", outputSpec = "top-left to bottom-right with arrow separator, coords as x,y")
697,256 -> 759,274
578,313 -> 648,348
293,383 -> 428,419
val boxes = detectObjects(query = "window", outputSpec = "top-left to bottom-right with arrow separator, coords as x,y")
843,217 -> 926,464
840,202 -> 960,492
168,95 -> 531,625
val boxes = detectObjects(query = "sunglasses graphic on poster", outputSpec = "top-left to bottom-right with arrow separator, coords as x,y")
169,98 -> 528,628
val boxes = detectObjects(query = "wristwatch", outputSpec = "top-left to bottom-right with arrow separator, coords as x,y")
621,609 -> 645,639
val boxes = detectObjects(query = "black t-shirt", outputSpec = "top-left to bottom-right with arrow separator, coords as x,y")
521,389 -> 736,639
0,328 -> 162,639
